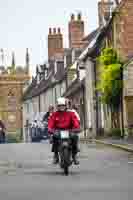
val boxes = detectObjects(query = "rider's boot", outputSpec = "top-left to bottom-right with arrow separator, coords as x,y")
72,154 -> 79,165
53,152 -> 59,164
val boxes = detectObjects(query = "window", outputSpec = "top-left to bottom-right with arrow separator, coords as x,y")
54,61 -> 57,74
72,49 -> 75,63
45,68 -> 48,79
37,75 -> 40,84
64,55 -> 67,68
26,103 -> 29,113
60,86 -> 64,96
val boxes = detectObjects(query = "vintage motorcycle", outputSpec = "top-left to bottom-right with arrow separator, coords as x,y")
54,130 -> 77,176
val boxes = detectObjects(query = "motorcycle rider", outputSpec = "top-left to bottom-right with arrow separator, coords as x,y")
66,99 -> 80,152
42,105 -> 54,122
66,99 -> 80,122
48,97 -> 80,165
42,105 -> 54,139
0,119 -> 6,143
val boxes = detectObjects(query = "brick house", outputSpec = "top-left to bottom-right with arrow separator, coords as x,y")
65,0 -> 133,138
64,25 -> 107,139
89,0 -> 133,136
22,60 -> 67,141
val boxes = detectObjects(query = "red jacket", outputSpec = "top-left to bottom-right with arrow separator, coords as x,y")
48,111 -> 80,134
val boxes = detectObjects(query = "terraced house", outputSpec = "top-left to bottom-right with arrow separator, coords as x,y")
62,0 -> 133,139
22,13 -> 89,141
22,0 -> 133,141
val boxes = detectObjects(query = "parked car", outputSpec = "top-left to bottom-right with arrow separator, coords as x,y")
30,112 -> 49,142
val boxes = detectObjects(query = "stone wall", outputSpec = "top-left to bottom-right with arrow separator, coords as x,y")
0,74 -> 29,135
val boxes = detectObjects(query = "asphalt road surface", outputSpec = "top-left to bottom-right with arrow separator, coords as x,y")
0,141 -> 132,200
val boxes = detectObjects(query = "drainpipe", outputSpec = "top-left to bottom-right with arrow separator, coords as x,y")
82,83 -> 87,138
38,95 -> 41,112
120,68 -> 124,138
93,59 -> 99,137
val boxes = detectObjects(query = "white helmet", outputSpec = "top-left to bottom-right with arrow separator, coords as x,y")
57,97 -> 66,106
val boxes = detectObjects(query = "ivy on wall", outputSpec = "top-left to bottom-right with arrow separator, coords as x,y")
97,47 -> 123,128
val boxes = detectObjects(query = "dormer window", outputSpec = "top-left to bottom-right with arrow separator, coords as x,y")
72,49 -> 75,63
45,68 -> 48,79
54,61 -> 57,74
37,74 -> 40,84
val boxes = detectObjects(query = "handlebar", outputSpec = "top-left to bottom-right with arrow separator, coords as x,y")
49,129 -> 80,134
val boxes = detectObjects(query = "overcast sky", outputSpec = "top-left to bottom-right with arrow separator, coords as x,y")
0,0 -> 99,74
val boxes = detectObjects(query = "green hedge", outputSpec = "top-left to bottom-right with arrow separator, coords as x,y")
109,128 -> 121,138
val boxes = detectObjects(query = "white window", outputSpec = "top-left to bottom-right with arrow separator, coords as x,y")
60,86 -> 63,96
45,69 -> 48,78
72,49 -> 75,63
37,75 -> 40,84
54,61 -> 57,74
26,103 -> 29,114
64,55 -> 67,68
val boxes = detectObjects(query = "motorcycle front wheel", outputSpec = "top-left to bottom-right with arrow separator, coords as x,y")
63,148 -> 70,176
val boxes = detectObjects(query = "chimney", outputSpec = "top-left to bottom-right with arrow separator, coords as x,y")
98,0 -> 114,27
48,27 -> 64,61
68,13 -> 84,49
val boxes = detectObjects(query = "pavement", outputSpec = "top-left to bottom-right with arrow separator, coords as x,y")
80,136 -> 133,152
94,138 -> 133,153
0,141 -> 132,200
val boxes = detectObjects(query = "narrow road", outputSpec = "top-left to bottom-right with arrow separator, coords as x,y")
0,141 -> 132,200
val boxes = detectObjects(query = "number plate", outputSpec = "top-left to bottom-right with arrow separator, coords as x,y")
60,131 -> 69,139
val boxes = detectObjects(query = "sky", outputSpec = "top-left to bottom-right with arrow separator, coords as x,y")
0,0 -> 99,75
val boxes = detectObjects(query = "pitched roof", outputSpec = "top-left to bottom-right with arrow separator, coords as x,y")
22,78 -> 37,101
82,28 -> 100,43
79,21 -> 113,62
22,60 -> 67,101
63,78 -> 85,98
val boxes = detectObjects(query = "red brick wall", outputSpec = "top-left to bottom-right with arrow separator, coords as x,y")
116,0 -> 133,59
68,14 -> 85,49
48,28 -> 64,60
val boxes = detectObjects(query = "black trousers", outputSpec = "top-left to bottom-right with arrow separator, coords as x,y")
52,134 -> 79,156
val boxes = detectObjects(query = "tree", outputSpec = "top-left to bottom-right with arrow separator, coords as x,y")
97,48 -> 123,128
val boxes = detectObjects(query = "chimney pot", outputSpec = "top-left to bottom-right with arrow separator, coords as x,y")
53,28 -> 56,34
49,28 -> 52,34
58,28 -> 61,34
77,13 -> 81,20
71,14 -> 75,21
